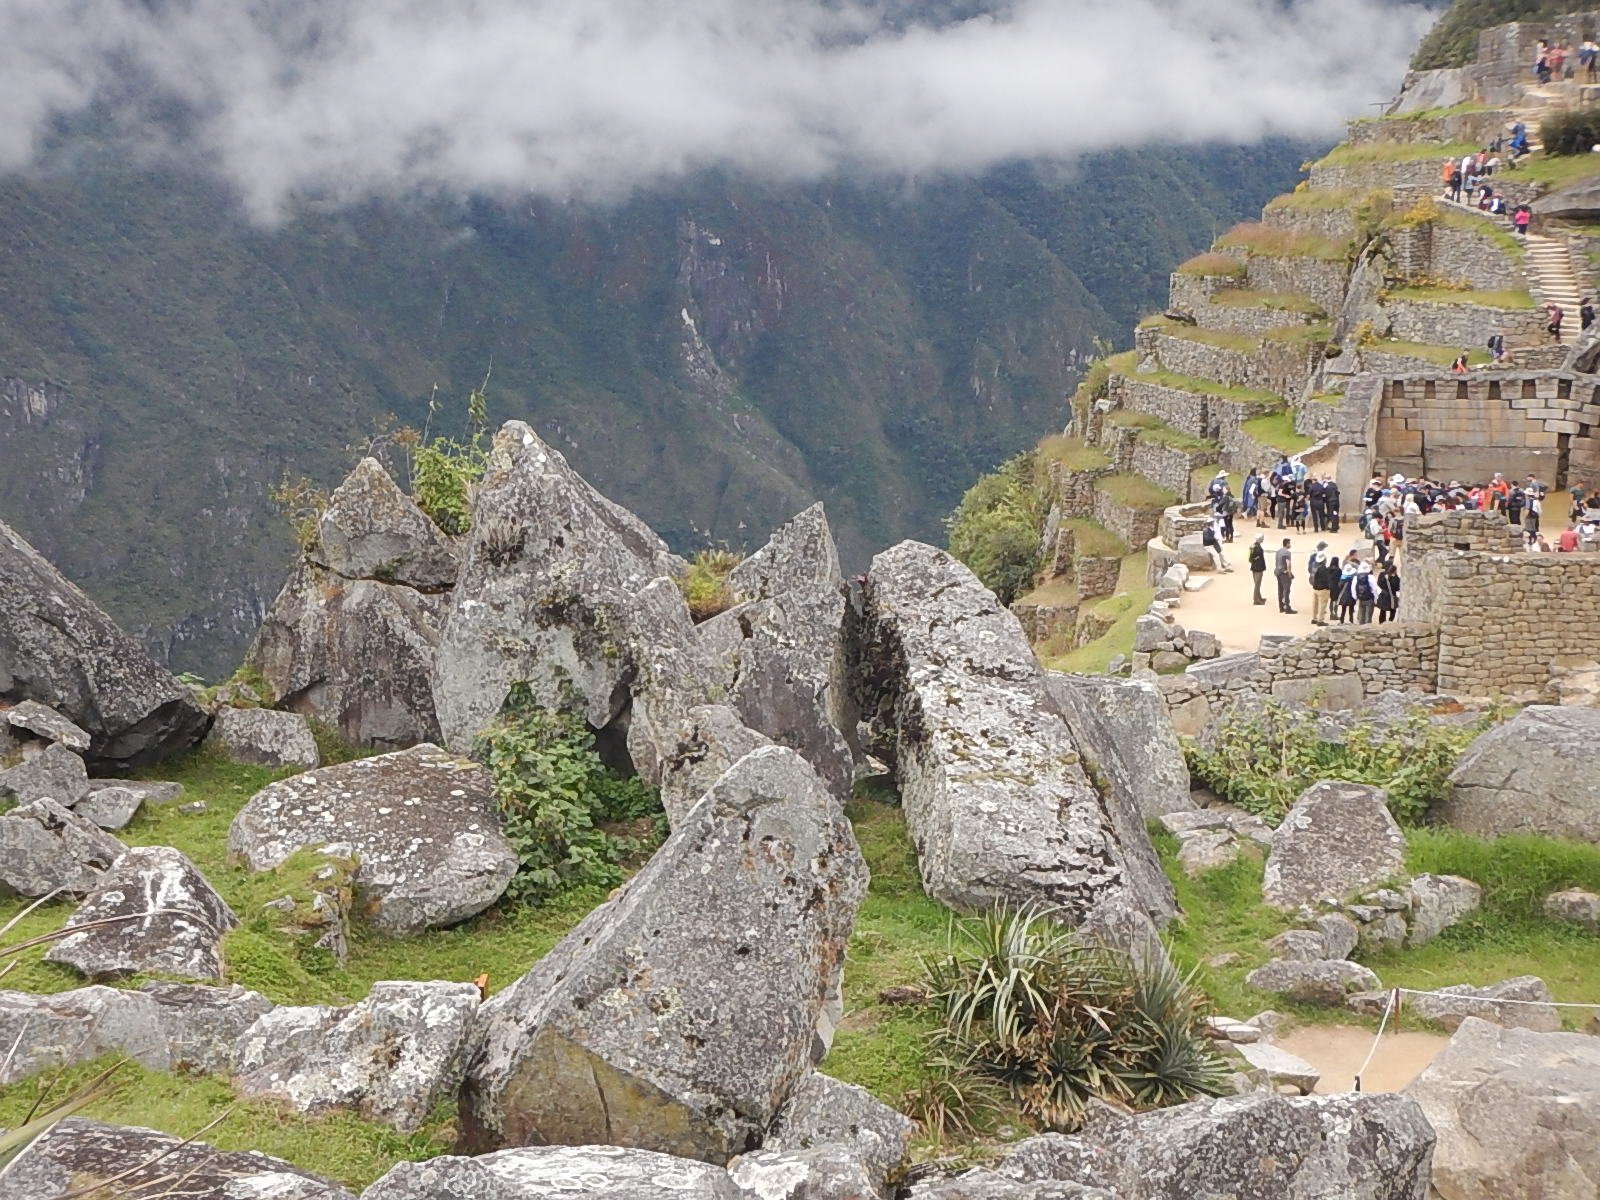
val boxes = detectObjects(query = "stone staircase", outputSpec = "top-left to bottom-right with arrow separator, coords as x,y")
1524,233 -> 1586,313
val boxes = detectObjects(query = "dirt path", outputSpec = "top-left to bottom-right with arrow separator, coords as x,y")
1276,1024 -> 1449,1094
1173,522 -> 1380,657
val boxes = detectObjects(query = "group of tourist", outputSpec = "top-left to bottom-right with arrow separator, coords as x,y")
1357,470 -> 1600,552
1535,39 -> 1600,85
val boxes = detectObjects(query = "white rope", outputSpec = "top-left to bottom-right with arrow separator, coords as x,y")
1353,988 -> 1398,1092
1393,986 -> 1600,1010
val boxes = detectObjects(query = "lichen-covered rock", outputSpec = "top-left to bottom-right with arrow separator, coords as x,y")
71,785 -> 145,831
1442,706 -> 1600,843
851,542 -> 1174,932
1264,929 -> 1331,962
205,707 -> 320,769
313,456 -> 459,591
1045,673 -> 1191,819
910,1169 -> 1119,1198
245,561 -> 448,750
658,705 -> 776,826
363,1145 -> 745,1200
460,746 -> 867,1164
0,741 -> 89,807
731,1146 -> 880,1200
87,779 -> 183,806
0,518 -> 207,769
234,980 -> 479,1132
3,700 -> 90,751
764,1071 -> 915,1192
3,1118 -> 355,1200
1404,873 -> 1481,947
228,745 -> 518,935
0,797 -> 125,896
44,846 -> 237,981
1544,887 -> 1600,930
1245,959 -> 1381,1006
432,421 -> 686,754
1407,1017 -> 1600,1200
1262,782 -> 1406,910
1401,976 -> 1560,1033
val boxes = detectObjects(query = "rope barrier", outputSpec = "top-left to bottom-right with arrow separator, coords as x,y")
1353,988 -> 1398,1093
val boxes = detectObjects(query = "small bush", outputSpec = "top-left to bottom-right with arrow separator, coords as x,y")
476,686 -> 664,904
676,549 -> 743,621
946,454 -> 1045,605
921,906 -> 1228,1131
1541,106 -> 1600,157
271,476 -> 329,552
1185,699 -> 1487,825
411,378 -> 491,535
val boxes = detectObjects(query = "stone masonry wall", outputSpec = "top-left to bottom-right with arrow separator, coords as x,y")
1244,256 -> 1350,316
1130,439 -> 1212,502
1262,199 -> 1363,244
1192,300 -> 1320,337
1168,272 -> 1227,311
1093,488 -> 1163,551
1309,158 -> 1449,195
1399,512 -> 1523,626
1111,372 -> 1210,438
1382,298 -> 1546,350
1344,108 -> 1512,148
1386,220 -> 1528,293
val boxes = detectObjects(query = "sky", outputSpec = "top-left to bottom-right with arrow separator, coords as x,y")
0,0 -> 1442,221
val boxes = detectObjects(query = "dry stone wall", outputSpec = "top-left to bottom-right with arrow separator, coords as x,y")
1344,109 -> 1511,148
1386,220 -> 1528,294
1243,256 -> 1349,316
1381,298 -> 1545,352
1309,158 -> 1446,196
1130,439 -> 1214,503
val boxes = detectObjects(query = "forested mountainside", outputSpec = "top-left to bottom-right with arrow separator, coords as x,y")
0,142 -> 1310,677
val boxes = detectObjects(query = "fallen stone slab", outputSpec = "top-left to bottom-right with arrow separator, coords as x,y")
44,846 -> 237,981
1544,886 -> 1600,930
731,1146 -> 880,1200
1245,959 -> 1381,1006
0,797 -> 125,897
70,785 -> 145,831
2,700 -> 90,751
0,741 -> 90,807
205,706 -> 320,769
235,980 -> 479,1132
763,1071 -> 915,1193
1402,976 -> 1560,1033
1233,1042 -> 1321,1094
1441,705 -> 1600,842
460,746 -> 867,1164
1044,673 -> 1191,819
87,779 -> 183,805
3,1117 -> 355,1200
229,745 -> 518,935
363,1145 -> 745,1200
1263,781 -> 1406,910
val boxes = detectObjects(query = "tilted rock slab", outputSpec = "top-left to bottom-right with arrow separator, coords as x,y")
658,704 -> 777,827
3,700 -> 91,750
4,1118 -> 355,1200
234,980 -> 479,1133
432,420 -> 687,755
0,517 -> 207,768
852,541 -> 1174,929
364,1145 -> 745,1200
45,846 -> 237,981
0,740 -> 90,807
313,456 -> 459,591
1407,1017 -> 1600,1200
1044,673 -> 1191,819
459,746 -> 867,1164
205,706 -> 320,769
763,1070 -> 915,1193
1441,705 -> 1600,843
1262,782 -> 1407,910
0,982 -> 272,1084
229,745 -> 518,936
0,797 -> 125,896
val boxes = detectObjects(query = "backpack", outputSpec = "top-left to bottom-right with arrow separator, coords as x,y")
1355,573 -> 1375,602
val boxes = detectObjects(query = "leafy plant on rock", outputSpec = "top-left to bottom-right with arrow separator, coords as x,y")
676,548 -> 743,622
410,379 -> 491,536
919,906 -> 1228,1133
476,685 -> 664,904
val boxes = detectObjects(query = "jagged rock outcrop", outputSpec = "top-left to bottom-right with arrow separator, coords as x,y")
245,457 -> 456,749
851,541 -> 1174,932
0,741 -> 90,807
658,704 -> 776,826
228,745 -> 518,936
432,420 -> 687,756
0,982 -> 272,1084
1441,706 -> 1600,843
4,1118 -> 356,1200
363,1145 -> 745,1200
960,1093 -> 1434,1199
1262,782 -> 1407,910
1407,1017 -> 1600,1200
763,1071 -> 916,1194
1044,674 -> 1190,819
234,981 -> 479,1133
0,517 -> 207,768
44,846 -> 238,981
205,706 -> 320,769
459,746 -> 867,1164
0,797 -> 125,896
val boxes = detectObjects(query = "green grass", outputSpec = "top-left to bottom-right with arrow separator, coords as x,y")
1364,102 -> 1497,124
1316,140 -> 1480,166
1106,411 -> 1216,454
1099,473 -> 1180,511
1215,223 -> 1349,262
1015,578 -> 1082,608
1517,150 -> 1600,190
1266,187 -> 1387,212
1044,552 -> 1151,674
1241,411 -> 1315,455
1036,433 -> 1110,473
1147,320 -> 1261,354
1262,323 -> 1334,346
1062,517 -> 1130,559
1175,252 -> 1246,278
1388,285 -> 1535,309
1368,340 -> 1492,368
1210,289 -> 1325,316
1116,362 -> 1283,408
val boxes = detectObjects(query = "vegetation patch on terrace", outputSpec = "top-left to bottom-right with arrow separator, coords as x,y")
1241,411 -> 1316,454
1368,339 -> 1493,368
1175,251 -> 1246,278
1210,289 -> 1326,316
1098,472 -> 1181,510
1105,409 -> 1217,454
1116,361 -> 1283,408
1036,433 -> 1111,473
1316,140 -> 1480,166
1387,284 -> 1536,309
1266,186 -> 1390,212
1215,222 -> 1349,261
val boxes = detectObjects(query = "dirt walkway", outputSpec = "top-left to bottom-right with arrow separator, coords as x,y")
1173,522 -> 1381,657
1276,1024 -> 1449,1094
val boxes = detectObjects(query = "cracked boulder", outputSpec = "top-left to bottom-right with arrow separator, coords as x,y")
364,1145 -> 745,1200
459,746 -> 867,1163
1262,782 -> 1407,910
205,707 -> 320,769
0,517 -> 207,769
763,1071 -> 915,1193
234,980 -> 479,1132
0,798 -> 125,896
851,541 -> 1174,932
1441,706 -> 1600,842
44,846 -> 237,981
1045,673 -> 1191,819
228,745 -> 518,936
3,700 -> 90,751
313,456 -> 460,591
4,1118 -> 355,1200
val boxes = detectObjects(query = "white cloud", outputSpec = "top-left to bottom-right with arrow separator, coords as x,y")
0,0 -> 1439,221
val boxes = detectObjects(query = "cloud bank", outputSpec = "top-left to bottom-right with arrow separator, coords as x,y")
0,0 -> 1440,220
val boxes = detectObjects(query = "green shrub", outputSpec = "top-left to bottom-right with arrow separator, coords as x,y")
1184,700 -> 1487,825
410,378 -> 491,535
946,453 -> 1045,605
1541,106 -> 1600,157
476,686 -> 664,903
676,549 -> 743,622
919,906 -> 1228,1132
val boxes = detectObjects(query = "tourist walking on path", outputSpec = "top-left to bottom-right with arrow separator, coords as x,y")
1248,535 -> 1267,605
1335,554 -> 1359,624
1325,477 -> 1342,532
1274,538 -> 1295,614
1202,520 -> 1233,573
1583,298 -> 1596,332
1307,541 -> 1332,626
1308,476 -> 1327,532
1514,205 -> 1532,237
1375,562 -> 1400,624
1545,303 -> 1565,343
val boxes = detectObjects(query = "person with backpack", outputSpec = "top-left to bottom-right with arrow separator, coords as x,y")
1488,332 -> 1508,363
1335,554 -> 1359,624
1546,303 -> 1565,342
1307,541 -> 1332,626
1217,489 -> 1238,542
1353,562 -> 1378,625
1324,477 -> 1342,533
1375,561 -> 1400,624
1583,297 -> 1595,331
1448,166 -> 1463,203
1248,534 -> 1267,605
1242,467 -> 1263,523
